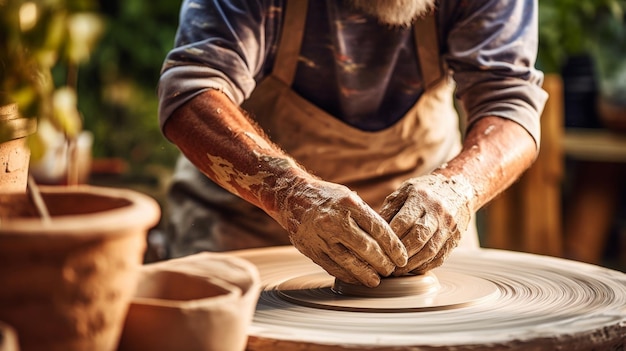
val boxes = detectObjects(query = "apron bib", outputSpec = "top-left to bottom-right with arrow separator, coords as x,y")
167,0 -> 478,256
244,0 -> 460,210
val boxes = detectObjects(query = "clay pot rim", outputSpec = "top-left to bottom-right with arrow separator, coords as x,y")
0,185 -> 160,235
129,252 -> 262,311
131,290 -> 242,310
162,253 -> 261,292
132,268 -> 244,309
131,288 -> 242,309
0,101 -> 18,122
0,118 -> 37,140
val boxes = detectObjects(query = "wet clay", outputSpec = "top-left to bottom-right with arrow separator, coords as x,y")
332,272 -> 440,298
232,246 -> 626,351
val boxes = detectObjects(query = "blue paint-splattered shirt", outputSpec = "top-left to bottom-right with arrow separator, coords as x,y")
158,0 -> 547,143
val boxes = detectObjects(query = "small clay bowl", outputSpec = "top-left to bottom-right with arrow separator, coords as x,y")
117,252 -> 261,351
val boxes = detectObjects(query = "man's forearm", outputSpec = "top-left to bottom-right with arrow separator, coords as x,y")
163,89 -> 409,285
162,89 -> 312,218
432,116 -> 537,212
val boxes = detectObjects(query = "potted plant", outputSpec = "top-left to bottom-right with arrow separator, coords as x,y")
0,2 -> 162,351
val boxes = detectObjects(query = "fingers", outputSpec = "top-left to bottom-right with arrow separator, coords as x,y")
340,214 -> 396,276
399,224 -> 429,256
381,186 -> 427,241
379,174 -> 472,277
379,190 -> 406,222
411,249 -> 446,274
324,244 -> 382,287
292,235 -> 381,287
395,234 -> 457,276
393,215 -> 443,275
409,237 -> 458,274
384,192 -> 449,275
299,240 -> 382,287
348,202 -> 408,269
395,235 -> 442,275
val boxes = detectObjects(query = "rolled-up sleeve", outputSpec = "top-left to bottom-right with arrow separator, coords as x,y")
443,0 -> 548,148
158,0 -> 274,131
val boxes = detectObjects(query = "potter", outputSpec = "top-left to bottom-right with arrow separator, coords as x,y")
158,0 -> 547,288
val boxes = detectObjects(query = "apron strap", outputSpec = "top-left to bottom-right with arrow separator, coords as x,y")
273,0 -> 309,85
414,12 -> 446,90
274,1 -> 444,89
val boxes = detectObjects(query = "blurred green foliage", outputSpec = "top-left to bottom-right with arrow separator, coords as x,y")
74,0 -> 182,175
538,0 -> 626,101
538,0 -> 625,73
0,0 -> 102,147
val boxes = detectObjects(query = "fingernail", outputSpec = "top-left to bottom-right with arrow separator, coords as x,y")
366,276 -> 381,288
396,250 -> 408,267
382,265 -> 394,277
360,270 -> 381,287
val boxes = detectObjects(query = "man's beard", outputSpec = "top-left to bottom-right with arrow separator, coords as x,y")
348,0 -> 436,27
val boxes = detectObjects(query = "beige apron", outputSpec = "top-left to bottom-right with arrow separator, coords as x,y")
167,0 -> 478,257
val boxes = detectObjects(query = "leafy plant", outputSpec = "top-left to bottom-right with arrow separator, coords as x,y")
0,0 -> 104,159
73,0 -> 181,175
537,0 -> 625,74
590,6 -> 626,103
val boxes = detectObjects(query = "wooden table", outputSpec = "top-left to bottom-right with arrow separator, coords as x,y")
563,128 -> 626,162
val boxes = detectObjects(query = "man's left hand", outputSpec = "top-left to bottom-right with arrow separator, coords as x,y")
379,173 -> 474,275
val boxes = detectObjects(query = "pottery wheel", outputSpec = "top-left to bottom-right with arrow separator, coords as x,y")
232,246 -> 626,350
276,270 -> 500,313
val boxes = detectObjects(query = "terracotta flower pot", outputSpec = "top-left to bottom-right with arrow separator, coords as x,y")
0,102 -> 37,193
118,252 -> 261,351
0,185 -> 161,351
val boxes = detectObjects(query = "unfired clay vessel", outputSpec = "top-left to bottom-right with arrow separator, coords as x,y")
0,185 -> 160,351
117,252 -> 261,351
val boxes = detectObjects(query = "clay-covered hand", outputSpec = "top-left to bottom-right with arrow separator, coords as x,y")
276,178 -> 408,288
379,173 -> 474,275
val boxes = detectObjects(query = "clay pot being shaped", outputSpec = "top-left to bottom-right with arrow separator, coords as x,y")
0,102 -> 37,193
0,185 -> 161,351
117,252 -> 262,351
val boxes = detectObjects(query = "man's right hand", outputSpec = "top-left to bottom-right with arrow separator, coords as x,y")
275,178 -> 408,288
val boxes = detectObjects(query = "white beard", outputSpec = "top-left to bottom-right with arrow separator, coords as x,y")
348,0 -> 437,27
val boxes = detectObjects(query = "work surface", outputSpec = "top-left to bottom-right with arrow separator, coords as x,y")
232,246 -> 626,351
